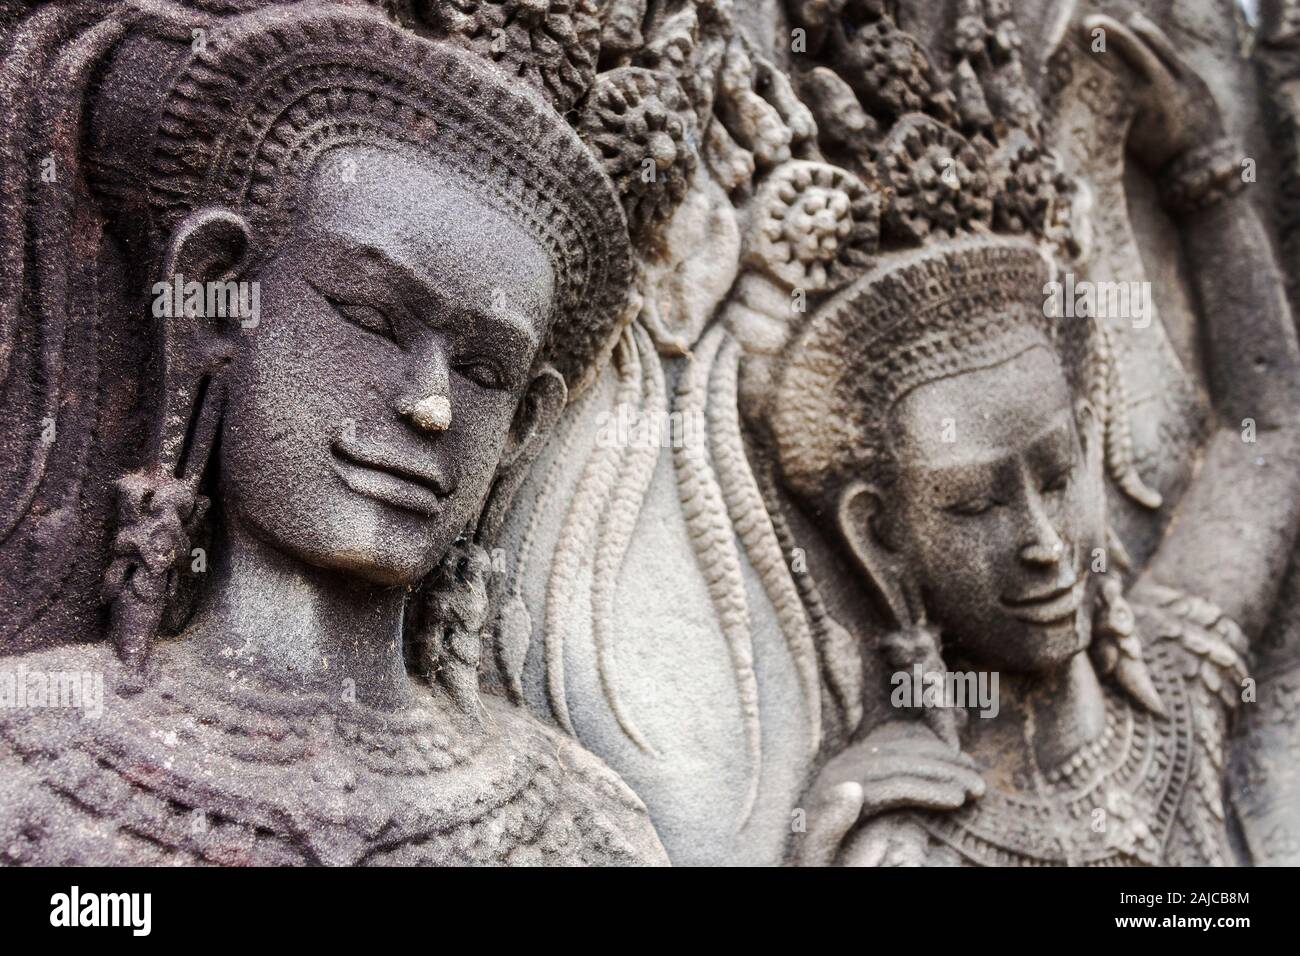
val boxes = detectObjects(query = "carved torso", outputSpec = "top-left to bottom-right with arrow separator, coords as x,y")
895,588 -> 1245,867
0,642 -> 667,866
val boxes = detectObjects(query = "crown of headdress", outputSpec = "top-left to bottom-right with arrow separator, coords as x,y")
87,1 -> 630,389
772,237 -> 1067,501
766,0 -> 1112,503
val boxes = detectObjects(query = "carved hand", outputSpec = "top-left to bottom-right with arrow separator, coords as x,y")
1082,12 -> 1225,173
793,720 -> 984,866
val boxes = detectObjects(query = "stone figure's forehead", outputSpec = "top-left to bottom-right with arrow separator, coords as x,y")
297,144 -> 555,327
890,345 -> 1073,471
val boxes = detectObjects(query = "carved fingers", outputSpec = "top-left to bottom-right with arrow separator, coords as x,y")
857,757 -> 985,815
831,721 -> 985,818
1084,14 -> 1174,89
1124,12 -> 1187,79
795,720 -> 984,865
1081,12 -> 1222,172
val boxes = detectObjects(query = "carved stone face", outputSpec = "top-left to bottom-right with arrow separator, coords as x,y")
217,144 -> 556,586
887,344 -> 1106,673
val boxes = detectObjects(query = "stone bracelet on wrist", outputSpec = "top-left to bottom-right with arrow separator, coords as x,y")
1157,136 -> 1248,215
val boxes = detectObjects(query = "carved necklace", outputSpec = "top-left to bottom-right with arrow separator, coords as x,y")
910,641 -> 1196,866
1042,694 -> 1122,787
0,641 -> 653,866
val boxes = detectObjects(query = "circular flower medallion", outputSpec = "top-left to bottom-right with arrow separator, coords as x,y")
878,114 -> 993,242
745,160 -> 880,291
578,67 -> 698,241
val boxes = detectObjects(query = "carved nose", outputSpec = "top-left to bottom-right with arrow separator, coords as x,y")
399,343 -> 451,434
403,393 -> 451,433
1019,538 -> 1064,567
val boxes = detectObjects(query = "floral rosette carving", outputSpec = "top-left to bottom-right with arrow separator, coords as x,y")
743,160 -> 879,292
578,67 -> 698,241
878,114 -> 993,242
991,131 -> 1074,236
835,15 -> 955,124
415,0 -> 601,112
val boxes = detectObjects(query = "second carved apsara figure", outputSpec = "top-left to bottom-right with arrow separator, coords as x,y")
766,10 -> 1300,866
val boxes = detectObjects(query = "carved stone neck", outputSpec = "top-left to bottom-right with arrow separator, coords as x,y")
958,651 -> 1107,781
186,519 -> 415,711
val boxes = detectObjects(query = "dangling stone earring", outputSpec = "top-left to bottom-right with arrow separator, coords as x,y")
880,613 -> 966,748
101,473 -> 209,680
410,535 -> 489,719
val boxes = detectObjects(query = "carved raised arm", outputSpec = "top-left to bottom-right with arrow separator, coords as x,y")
1139,191 -> 1300,638
1090,13 -> 1300,638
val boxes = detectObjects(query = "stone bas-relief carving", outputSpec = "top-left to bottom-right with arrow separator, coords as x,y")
766,6 -> 1300,866
0,0 -> 666,865
0,0 -> 1297,868
493,0 -> 1300,866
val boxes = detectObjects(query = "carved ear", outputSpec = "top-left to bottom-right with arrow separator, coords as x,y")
475,365 -> 568,543
502,365 -> 567,471
150,209 -> 253,481
161,208 -> 252,288
837,480 -> 914,629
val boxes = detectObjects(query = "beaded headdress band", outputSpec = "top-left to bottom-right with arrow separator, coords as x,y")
771,237 -> 1061,502
88,2 -> 631,389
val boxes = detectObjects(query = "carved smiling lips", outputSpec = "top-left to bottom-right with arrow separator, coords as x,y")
1002,577 -> 1085,626
331,438 -> 451,517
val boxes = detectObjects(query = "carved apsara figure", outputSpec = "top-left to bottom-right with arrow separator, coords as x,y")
771,13 -> 1300,866
0,0 -> 668,865
471,0 -> 1300,866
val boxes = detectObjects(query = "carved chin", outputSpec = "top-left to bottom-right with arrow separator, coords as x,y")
1029,602 -> 1093,667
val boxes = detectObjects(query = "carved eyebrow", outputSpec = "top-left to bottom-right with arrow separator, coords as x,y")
910,407 -> 1074,475
459,296 -> 539,355
1028,417 -> 1075,455
319,234 -> 436,305
322,234 -> 539,353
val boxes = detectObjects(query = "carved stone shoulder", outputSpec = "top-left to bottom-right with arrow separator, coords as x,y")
0,645 -> 667,866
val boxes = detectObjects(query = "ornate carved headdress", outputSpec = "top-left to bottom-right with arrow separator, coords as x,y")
0,0 -> 639,655
765,0 -> 1155,511
771,237 -> 1060,502
88,0 -> 631,390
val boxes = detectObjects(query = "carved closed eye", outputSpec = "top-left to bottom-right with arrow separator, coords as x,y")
1042,469 -> 1072,494
327,297 -> 397,344
947,497 -> 996,517
454,359 -> 504,390
946,496 -> 993,520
